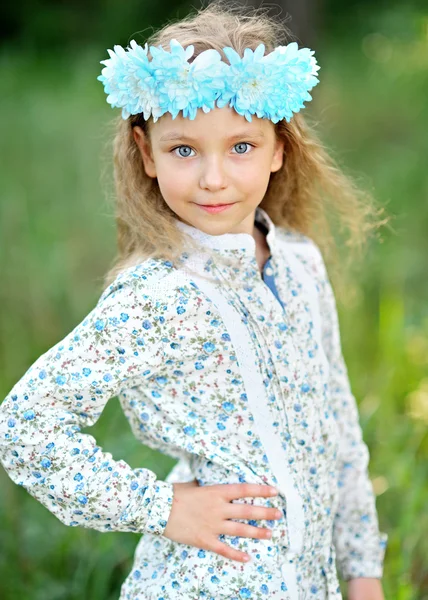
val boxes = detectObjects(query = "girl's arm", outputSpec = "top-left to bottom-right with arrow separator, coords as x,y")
308,243 -> 388,582
0,278 -> 174,536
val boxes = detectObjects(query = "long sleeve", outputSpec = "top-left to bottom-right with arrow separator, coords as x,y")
310,244 -> 388,581
0,276 -> 174,536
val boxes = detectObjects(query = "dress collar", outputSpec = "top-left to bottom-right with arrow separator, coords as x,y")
175,206 -> 277,260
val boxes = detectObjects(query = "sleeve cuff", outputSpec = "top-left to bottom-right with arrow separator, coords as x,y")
339,532 -> 388,581
143,479 -> 175,536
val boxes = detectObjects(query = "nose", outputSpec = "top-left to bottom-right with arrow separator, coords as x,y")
199,155 -> 227,192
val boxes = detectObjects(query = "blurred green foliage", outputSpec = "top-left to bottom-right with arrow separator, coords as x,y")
2,0 -> 428,53
0,2 -> 427,599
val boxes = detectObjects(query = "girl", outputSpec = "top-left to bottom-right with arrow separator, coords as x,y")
0,2 -> 388,599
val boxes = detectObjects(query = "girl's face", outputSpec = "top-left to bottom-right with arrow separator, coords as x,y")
133,105 -> 284,236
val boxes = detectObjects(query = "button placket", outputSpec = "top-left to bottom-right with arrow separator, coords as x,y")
241,268 -> 311,566
262,253 -> 325,550
186,270 -> 307,597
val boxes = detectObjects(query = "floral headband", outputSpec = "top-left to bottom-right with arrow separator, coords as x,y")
97,38 -> 320,124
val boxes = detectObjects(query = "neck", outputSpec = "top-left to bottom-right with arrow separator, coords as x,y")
253,220 -> 271,273
174,205 -> 277,281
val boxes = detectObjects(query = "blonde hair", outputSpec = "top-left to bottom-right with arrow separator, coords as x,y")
100,0 -> 389,297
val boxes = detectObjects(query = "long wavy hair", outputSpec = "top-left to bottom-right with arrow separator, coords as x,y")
100,0 -> 389,297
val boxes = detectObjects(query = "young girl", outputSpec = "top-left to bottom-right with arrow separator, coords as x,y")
0,2 -> 388,599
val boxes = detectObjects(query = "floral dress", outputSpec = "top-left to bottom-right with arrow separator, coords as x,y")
0,206 -> 388,599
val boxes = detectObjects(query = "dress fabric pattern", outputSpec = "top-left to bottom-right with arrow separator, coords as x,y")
0,207 -> 388,599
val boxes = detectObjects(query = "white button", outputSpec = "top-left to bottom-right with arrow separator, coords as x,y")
265,267 -> 273,276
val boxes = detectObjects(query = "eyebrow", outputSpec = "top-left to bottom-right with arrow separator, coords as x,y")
159,130 -> 266,143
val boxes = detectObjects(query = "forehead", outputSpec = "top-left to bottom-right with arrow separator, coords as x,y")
149,105 -> 274,142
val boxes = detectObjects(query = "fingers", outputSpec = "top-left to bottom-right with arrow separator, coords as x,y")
190,530 -> 251,564
224,503 -> 283,523
221,520 -> 274,541
210,539 -> 251,564
220,483 -> 278,500
193,521 -> 274,565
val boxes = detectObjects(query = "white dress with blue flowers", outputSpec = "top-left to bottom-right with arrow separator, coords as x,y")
0,207 -> 387,599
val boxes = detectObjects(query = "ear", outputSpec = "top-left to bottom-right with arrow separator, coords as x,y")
270,136 -> 285,173
132,126 -> 157,178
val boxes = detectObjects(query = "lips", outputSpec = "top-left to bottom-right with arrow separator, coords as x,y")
195,202 -> 236,214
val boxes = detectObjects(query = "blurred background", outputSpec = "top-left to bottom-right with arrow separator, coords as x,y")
0,1 -> 427,598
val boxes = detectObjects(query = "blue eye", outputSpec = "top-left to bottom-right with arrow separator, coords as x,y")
233,142 -> 252,154
173,145 -> 195,158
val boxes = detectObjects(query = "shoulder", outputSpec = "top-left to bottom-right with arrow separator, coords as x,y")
276,225 -> 319,256
97,258 -> 178,306
275,225 -> 327,279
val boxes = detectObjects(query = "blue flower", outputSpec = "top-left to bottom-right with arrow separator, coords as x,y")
222,401 -> 235,412
216,43 -> 268,121
94,319 -> 105,331
203,341 -> 215,353
149,39 -> 227,121
23,410 -> 35,420
183,425 -> 196,436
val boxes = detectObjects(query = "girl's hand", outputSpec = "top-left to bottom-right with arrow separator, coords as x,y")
163,480 -> 282,563
347,578 -> 385,600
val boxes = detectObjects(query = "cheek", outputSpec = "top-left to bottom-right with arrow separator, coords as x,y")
156,161 -> 194,199
236,159 -> 271,191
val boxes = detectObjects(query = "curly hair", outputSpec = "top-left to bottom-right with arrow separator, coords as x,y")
100,0 -> 389,296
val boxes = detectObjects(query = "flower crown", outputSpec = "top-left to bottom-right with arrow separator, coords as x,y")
97,38 -> 320,124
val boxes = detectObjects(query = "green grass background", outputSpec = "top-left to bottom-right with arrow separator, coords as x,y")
0,4 -> 427,599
